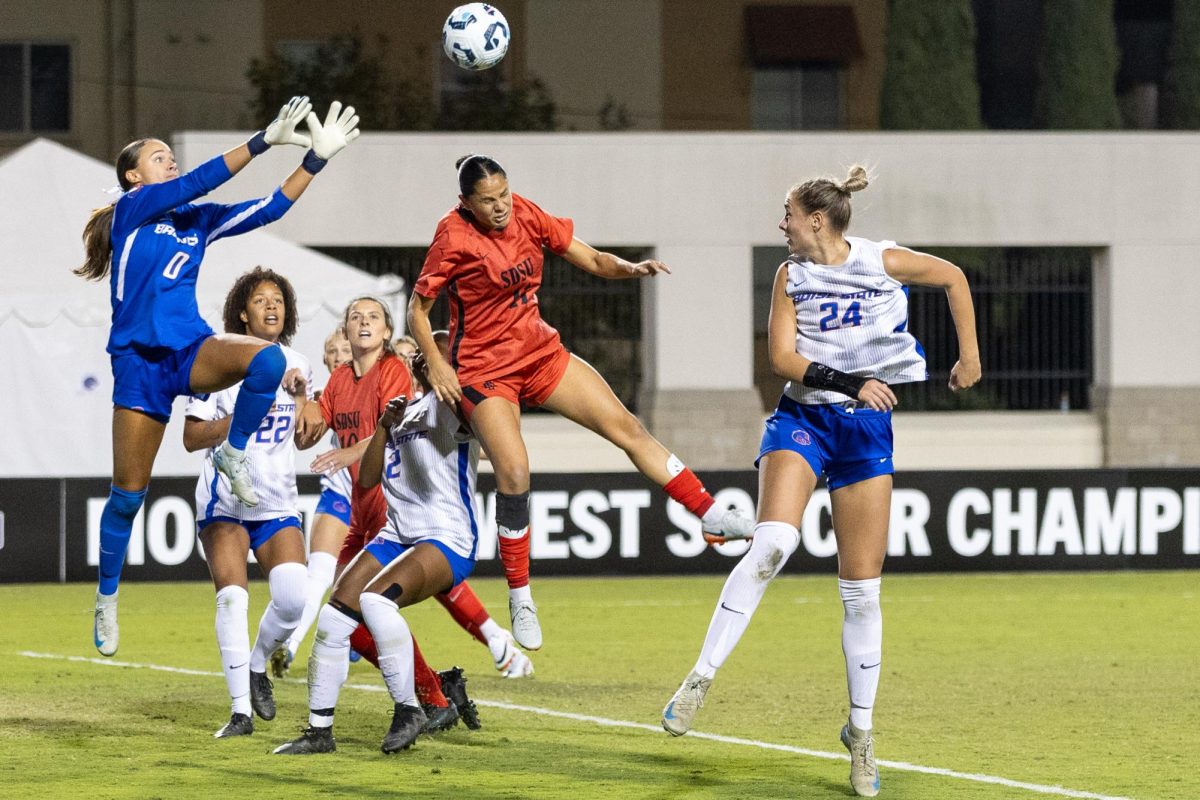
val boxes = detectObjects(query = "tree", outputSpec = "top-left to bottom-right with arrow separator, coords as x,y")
880,0 -> 982,129
247,34 -> 558,132
246,35 -> 392,129
1036,0 -> 1122,129
1162,1 -> 1200,128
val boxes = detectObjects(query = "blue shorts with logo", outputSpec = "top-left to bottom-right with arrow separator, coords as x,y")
315,488 -> 352,525
364,536 -> 475,588
757,394 -> 894,490
196,515 -> 302,549
111,334 -> 212,423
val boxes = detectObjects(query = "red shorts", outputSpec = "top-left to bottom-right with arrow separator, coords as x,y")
337,528 -> 368,565
459,345 -> 571,419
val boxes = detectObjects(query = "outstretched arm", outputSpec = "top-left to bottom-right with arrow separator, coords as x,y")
561,238 -> 671,279
408,292 -> 461,406
883,247 -> 981,392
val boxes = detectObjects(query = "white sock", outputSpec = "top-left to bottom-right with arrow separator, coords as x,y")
288,551 -> 337,656
250,562 -> 307,672
840,577 -> 883,731
693,522 -> 799,678
214,585 -> 251,716
360,592 -> 416,705
509,584 -> 533,604
479,618 -> 502,643
307,603 -> 358,728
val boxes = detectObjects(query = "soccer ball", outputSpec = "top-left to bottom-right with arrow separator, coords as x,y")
442,3 -> 510,71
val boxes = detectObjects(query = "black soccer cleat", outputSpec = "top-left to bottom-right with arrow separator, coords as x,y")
214,712 -> 254,738
421,702 -> 460,734
438,666 -> 481,730
249,671 -> 276,721
381,703 -> 428,754
273,725 -> 336,755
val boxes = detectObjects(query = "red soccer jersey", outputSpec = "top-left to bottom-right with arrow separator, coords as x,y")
414,193 -> 575,385
318,354 -> 412,537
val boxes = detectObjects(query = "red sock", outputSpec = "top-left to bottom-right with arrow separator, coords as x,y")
498,528 -> 531,589
349,623 -> 379,668
412,637 -> 448,707
663,468 -> 716,518
436,581 -> 491,646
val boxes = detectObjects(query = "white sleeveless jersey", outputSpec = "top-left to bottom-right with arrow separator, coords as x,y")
189,345 -> 314,522
376,393 -> 480,560
783,236 -> 927,405
318,430 -> 353,500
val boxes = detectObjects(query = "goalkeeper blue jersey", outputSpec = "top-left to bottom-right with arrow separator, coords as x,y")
106,155 -> 294,356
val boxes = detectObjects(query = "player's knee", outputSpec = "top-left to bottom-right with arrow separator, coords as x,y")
838,577 -> 882,624
743,521 -> 800,584
494,462 -> 531,494
359,591 -> 397,618
103,485 -> 147,525
243,343 -> 285,392
215,584 -> 249,612
268,562 -> 308,624
604,411 -> 650,451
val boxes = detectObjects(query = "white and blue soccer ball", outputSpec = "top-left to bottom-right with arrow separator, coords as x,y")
442,3 -> 510,71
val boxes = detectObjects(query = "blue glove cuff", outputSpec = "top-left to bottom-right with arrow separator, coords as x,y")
302,149 -> 327,175
247,130 -> 270,156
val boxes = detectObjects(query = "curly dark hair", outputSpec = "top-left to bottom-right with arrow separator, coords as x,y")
222,266 -> 298,345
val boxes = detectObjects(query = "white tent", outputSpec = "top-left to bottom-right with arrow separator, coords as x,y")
0,139 -> 404,477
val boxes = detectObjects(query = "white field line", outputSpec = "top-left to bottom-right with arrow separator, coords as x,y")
17,651 -> 1132,800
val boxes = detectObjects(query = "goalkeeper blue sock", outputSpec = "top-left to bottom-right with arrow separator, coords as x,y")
226,345 -> 285,450
97,485 -> 146,595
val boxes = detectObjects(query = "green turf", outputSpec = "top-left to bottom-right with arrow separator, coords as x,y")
1,573 -> 1195,800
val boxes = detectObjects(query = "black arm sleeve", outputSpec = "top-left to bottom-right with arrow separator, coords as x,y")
801,362 -> 874,399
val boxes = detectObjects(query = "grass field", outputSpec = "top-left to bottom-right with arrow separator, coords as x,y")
1,572 -> 1196,800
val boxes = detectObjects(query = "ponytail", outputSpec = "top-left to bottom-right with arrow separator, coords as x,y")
75,204 -> 116,281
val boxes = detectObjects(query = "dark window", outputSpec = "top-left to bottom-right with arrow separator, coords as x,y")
752,65 -> 843,130
0,42 -> 70,133
752,246 -> 1094,411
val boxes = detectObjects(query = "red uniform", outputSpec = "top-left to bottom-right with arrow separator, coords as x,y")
318,354 -> 412,563
414,193 -> 575,401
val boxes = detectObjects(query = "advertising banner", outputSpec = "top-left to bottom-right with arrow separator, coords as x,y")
1,470 -> 1197,583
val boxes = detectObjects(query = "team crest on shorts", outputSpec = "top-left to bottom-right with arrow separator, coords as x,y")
791,430 -> 812,446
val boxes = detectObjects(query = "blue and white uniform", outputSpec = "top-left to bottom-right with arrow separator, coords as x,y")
188,345 -> 312,546
107,155 -> 294,421
315,431 -> 353,525
759,237 -> 927,489
364,393 -> 480,586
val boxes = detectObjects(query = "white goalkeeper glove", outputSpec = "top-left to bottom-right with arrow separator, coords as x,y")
263,96 -> 313,148
305,101 -> 361,161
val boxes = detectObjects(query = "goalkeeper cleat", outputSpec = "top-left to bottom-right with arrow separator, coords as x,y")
841,721 -> 881,797
661,670 -> 712,736
273,725 -> 335,755
93,590 -> 119,657
382,703 -> 427,753
420,702 -> 459,734
214,713 -> 254,738
270,645 -> 293,679
439,666 -> 481,730
213,442 -> 259,508
489,630 -> 534,678
249,670 -> 276,721
509,598 -> 543,650
702,508 -> 756,545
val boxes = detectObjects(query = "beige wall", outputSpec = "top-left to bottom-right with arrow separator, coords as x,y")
0,0 -> 262,162
525,0 -> 662,130
661,0 -> 887,130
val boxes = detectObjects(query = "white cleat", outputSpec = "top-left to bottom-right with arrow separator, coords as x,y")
94,590 -> 119,657
841,721 -> 881,797
489,631 -> 534,678
702,507 -> 756,545
661,670 -> 712,736
213,442 -> 259,508
509,598 -> 543,650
